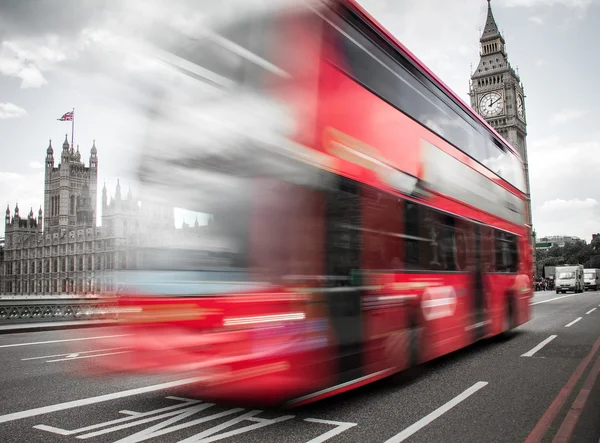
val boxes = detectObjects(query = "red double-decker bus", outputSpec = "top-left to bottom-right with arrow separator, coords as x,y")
91,0 -> 533,407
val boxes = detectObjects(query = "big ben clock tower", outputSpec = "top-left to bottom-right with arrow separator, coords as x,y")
470,0 -> 532,228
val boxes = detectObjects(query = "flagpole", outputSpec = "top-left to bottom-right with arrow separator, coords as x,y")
71,108 -> 75,149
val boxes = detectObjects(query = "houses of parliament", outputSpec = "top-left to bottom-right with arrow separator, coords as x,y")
0,136 -> 179,295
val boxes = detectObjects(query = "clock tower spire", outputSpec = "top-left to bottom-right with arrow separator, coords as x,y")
469,0 -> 531,227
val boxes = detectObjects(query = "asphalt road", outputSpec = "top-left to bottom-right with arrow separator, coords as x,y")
0,291 -> 598,443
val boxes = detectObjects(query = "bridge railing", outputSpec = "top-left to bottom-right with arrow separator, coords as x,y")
0,294 -> 119,325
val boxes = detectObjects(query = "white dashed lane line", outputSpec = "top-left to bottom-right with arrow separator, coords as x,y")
521,335 -> 557,357
530,294 -> 580,306
0,376 -> 208,424
565,318 -> 582,328
586,308 -> 597,315
383,382 -> 488,443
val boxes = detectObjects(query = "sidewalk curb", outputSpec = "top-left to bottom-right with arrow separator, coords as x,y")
0,320 -> 118,335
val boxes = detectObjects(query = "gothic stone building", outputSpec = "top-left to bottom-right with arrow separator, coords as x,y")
0,135 -> 222,296
0,136 -> 176,296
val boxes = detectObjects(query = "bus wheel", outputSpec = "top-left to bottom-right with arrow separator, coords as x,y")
389,314 -> 422,385
407,315 -> 422,369
500,295 -> 515,340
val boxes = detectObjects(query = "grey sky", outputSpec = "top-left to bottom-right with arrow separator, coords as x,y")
0,0 -> 598,240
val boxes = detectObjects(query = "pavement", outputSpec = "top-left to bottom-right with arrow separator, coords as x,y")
0,290 -> 598,442
0,319 -> 117,334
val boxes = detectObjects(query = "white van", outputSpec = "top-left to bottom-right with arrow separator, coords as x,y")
584,268 -> 600,291
555,265 -> 584,294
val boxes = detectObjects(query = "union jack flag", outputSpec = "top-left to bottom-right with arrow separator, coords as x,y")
57,111 -> 73,121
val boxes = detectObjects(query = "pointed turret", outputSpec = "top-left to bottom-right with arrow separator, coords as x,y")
5,205 -> 10,226
102,180 -> 108,210
481,0 -> 502,42
471,0 -> 509,78
14,203 -> 19,220
75,145 -> 81,162
46,139 -> 54,169
115,178 -> 122,200
90,139 -> 98,169
61,134 -> 70,163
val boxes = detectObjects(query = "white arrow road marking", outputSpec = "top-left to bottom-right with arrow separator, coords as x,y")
0,334 -> 130,349
22,347 -> 128,361
46,350 -> 131,363
383,382 -> 488,443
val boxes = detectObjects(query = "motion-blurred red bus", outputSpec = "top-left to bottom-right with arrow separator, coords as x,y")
92,0 -> 533,406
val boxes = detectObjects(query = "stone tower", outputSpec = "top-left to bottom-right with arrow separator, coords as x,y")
469,0 -> 531,225
43,135 -> 98,233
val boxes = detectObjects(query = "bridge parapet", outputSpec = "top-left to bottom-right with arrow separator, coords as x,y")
0,294 -> 118,325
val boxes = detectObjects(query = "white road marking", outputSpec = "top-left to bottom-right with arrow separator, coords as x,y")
521,335 -> 557,357
176,411 -> 294,443
383,381 -> 488,443
34,397 -> 202,436
46,350 -> 131,362
530,294 -> 580,305
0,376 -> 208,424
0,334 -> 129,349
565,317 -> 582,328
304,419 -> 357,443
79,404 -> 234,440
586,308 -> 597,315
22,347 -> 127,361
34,396 -> 297,443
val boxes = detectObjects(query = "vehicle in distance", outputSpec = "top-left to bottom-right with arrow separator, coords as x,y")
87,0 -> 533,407
555,265 -> 584,293
584,268 -> 600,291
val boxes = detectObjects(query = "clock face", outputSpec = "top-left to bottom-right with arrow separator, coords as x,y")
479,92 -> 504,117
517,94 -> 524,120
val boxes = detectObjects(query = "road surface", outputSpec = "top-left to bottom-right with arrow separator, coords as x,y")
0,290 -> 598,442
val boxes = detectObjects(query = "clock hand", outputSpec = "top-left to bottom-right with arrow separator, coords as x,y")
491,97 -> 501,105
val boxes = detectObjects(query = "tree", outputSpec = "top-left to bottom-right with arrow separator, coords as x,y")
586,255 -> 600,268
536,240 -> 596,273
591,235 -> 600,253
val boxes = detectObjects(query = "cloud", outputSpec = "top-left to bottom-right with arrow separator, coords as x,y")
502,0 -> 594,8
550,108 -> 588,124
529,135 -> 600,239
535,59 -> 547,67
356,0 -> 483,97
528,16 -> 544,24
0,33 -> 99,88
28,161 -> 43,169
0,102 -> 27,119
540,198 -> 598,212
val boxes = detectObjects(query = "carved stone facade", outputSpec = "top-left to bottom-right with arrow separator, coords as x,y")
0,137 -> 178,296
